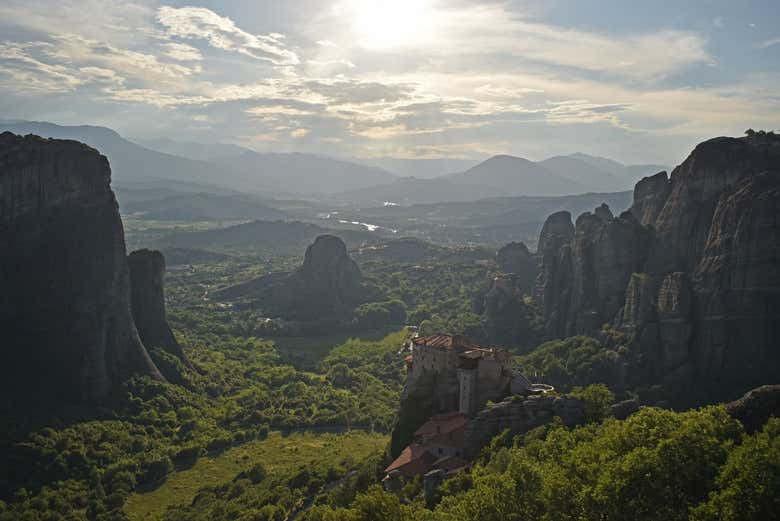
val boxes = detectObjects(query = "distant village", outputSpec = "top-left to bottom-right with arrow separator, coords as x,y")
383,333 -> 553,490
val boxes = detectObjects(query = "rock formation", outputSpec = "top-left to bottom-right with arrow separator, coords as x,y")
535,211 -> 575,336
483,275 -> 536,347
725,384 -> 780,433
128,249 -> 191,367
462,394 -> 584,457
495,241 -> 537,294
215,234 -> 366,321
0,132 -> 163,405
538,206 -> 650,338
534,133 -> 780,403
630,171 -> 671,226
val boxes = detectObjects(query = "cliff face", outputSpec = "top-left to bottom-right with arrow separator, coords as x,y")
128,249 -> 191,368
536,134 -> 780,401
0,132 -> 162,405
495,241 -> 537,295
538,206 -> 650,338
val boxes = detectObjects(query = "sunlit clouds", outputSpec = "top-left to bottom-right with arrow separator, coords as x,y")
0,0 -> 778,163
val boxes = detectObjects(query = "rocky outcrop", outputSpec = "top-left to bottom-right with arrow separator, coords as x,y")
535,211 -> 575,337
610,399 -> 640,420
630,171 -> 670,226
462,395 -> 584,457
483,275 -> 537,347
215,234 -> 366,321
0,132 -> 162,405
495,241 -> 538,295
725,384 -> 780,433
539,206 -> 650,338
535,134 -> 780,402
128,249 -> 190,367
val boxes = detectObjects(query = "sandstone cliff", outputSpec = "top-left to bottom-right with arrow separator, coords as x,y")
535,134 -> 780,402
128,249 -> 191,368
0,132 -> 163,405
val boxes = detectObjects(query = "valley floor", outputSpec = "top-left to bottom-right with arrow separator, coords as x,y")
124,430 -> 387,521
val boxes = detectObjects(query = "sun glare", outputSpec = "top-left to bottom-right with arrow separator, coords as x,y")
349,0 -> 432,49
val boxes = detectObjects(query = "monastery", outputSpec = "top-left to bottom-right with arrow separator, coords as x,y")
385,334 -> 542,485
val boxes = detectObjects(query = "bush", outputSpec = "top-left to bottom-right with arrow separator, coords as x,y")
247,463 -> 267,484
570,383 -> 615,423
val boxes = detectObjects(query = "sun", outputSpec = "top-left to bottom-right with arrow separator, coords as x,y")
349,0 -> 433,49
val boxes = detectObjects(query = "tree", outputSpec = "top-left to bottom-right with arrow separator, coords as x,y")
569,384 -> 615,422
691,418 -> 780,521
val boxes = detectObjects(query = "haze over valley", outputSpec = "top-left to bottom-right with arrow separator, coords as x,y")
0,2 -> 778,521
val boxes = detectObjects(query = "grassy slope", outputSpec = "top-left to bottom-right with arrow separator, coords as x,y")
123,430 -> 387,521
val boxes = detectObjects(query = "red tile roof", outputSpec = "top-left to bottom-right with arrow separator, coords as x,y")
384,445 -> 438,477
414,412 -> 466,440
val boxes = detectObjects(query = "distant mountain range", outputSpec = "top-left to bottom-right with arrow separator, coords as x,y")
338,153 -> 666,205
0,121 -> 397,196
353,157 -> 479,179
1,120 -> 666,203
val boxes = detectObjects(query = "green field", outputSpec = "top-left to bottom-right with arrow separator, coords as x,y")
123,430 -> 388,521
272,327 -> 401,370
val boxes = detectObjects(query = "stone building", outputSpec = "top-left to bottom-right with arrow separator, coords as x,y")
405,334 -> 526,416
388,334 -> 554,485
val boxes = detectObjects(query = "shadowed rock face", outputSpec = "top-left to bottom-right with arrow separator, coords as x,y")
725,385 -> 780,433
538,205 -> 650,338
214,234 -> 365,321
276,234 -> 364,320
128,249 -> 190,367
536,134 -> 780,402
495,241 -> 538,295
631,171 -> 671,226
0,132 -> 162,405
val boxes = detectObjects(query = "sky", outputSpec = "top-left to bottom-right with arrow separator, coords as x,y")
0,0 -> 778,164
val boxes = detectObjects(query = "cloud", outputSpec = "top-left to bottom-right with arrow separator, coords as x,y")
325,2 -> 713,81
0,41 -> 82,91
45,34 -> 200,80
156,6 -> 299,65
246,105 -> 316,117
545,100 -> 632,125
163,42 -> 203,61
756,37 -> 780,49
79,66 -> 125,85
307,59 -> 356,69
